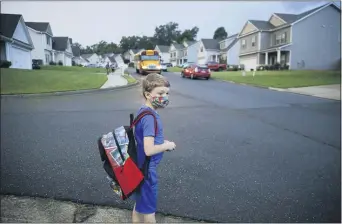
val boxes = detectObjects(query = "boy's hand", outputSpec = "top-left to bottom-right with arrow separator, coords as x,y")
164,140 -> 176,151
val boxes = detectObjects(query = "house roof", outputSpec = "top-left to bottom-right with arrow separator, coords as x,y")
25,22 -> 49,32
185,41 -> 196,46
108,56 -> 116,63
132,49 -> 144,54
81,53 -> 94,59
156,45 -> 170,53
220,33 -> 239,51
114,54 -> 123,60
72,46 -> 80,57
201,39 -> 219,50
0,13 -> 22,38
172,43 -> 185,50
249,20 -> 275,31
52,37 -> 69,51
274,4 -> 327,24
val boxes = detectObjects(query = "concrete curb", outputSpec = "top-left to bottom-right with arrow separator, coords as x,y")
0,80 -> 140,98
0,194 -> 206,223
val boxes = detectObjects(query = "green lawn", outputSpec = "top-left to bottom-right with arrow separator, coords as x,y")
167,67 -> 183,72
1,66 -> 108,94
123,73 -> 137,84
211,70 -> 341,88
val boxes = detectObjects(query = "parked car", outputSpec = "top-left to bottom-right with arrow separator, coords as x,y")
180,64 -> 211,80
32,61 -> 41,70
160,63 -> 168,72
180,62 -> 195,68
206,61 -> 227,71
164,63 -> 173,67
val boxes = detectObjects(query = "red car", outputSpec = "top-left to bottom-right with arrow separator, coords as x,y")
206,61 -> 227,71
181,64 -> 211,80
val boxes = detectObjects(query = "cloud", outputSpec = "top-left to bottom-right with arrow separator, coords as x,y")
2,1 -> 336,47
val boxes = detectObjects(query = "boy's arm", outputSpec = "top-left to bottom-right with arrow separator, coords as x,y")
141,115 -> 168,156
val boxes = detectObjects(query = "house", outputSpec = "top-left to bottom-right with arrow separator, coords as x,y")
108,55 -> 117,67
114,54 -> 124,67
123,50 -> 131,61
127,49 -> 145,62
25,22 -> 54,65
154,45 -> 170,63
0,13 -> 34,69
52,37 -> 73,66
169,43 -> 185,66
219,33 -> 239,65
238,2 -> 341,71
101,55 -> 111,65
71,45 -> 86,65
187,41 -> 200,64
179,41 -> 196,65
81,53 -> 99,64
197,39 -> 220,65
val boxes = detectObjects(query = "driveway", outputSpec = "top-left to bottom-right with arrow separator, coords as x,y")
1,70 -> 340,222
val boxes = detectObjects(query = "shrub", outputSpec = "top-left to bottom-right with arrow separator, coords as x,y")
274,63 -> 281,70
58,60 -> 63,66
256,65 -> 265,71
72,60 -> 76,66
226,64 -> 238,71
0,60 -> 12,68
49,61 -> 56,65
128,62 -> 134,68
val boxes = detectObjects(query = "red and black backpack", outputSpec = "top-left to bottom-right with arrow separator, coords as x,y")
97,110 -> 157,200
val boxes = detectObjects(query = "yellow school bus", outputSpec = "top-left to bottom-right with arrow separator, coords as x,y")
134,50 -> 161,75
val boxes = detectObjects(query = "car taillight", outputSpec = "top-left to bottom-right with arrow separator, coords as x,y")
195,67 -> 198,72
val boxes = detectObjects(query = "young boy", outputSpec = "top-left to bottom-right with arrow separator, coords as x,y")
132,73 -> 176,223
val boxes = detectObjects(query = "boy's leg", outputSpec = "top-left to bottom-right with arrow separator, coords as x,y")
143,213 -> 156,223
132,203 -> 141,223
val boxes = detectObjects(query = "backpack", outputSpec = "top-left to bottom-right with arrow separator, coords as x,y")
97,110 -> 157,200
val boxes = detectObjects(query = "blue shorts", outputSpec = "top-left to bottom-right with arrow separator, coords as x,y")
133,162 -> 158,214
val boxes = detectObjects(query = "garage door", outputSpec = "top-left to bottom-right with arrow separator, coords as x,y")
65,55 -> 72,66
10,46 -> 31,69
240,54 -> 257,71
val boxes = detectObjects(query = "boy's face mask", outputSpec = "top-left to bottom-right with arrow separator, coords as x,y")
151,95 -> 169,108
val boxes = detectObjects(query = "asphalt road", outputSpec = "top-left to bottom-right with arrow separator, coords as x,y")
1,70 -> 341,222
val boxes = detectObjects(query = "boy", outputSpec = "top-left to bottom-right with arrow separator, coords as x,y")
132,73 -> 176,223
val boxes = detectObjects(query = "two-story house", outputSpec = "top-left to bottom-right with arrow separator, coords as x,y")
25,22 -> 54,65
52,37 -> 73,66
219,33 -> 239,65
154,45 -> 170,63
197,39 -> 220,64
0,13 -> 34,69
179,41 -> 196,64
187,41 -> 200,64
238,2 -> 341,71
169,43 -> 184,66
81,53 -> 99,65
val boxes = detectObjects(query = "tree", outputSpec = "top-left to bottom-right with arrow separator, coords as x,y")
213,27 -> 228,40
153,22 -> 182,46
177,26 -> 199,43
72,42 -> 82,49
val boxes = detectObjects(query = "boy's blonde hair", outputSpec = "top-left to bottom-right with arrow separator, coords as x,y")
142,73 -> 169,98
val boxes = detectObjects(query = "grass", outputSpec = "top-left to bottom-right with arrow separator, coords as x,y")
122,73 -> 137,84
211,70 -> 341,88
167,67 -> 183,72
1,66 -> 108,94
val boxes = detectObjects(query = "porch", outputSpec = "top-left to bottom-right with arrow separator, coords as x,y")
259,50 -> 290,67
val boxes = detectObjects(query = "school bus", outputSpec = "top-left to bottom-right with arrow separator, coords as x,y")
134,50 -> 161,75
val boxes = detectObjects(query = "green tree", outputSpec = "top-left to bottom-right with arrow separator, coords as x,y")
213,27 -> 228,40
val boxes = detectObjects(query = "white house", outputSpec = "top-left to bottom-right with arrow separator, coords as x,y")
219,34 -> 239,65
114,54 -> 124,67
0,13 -> 34,69
25,22 -> 54,65
187,41 -> 200,64
169,43 -> 185,66
81,53 -> 99,64
52,36 -> 73,66
154,45 -> 170,63
197,39 -> 220,64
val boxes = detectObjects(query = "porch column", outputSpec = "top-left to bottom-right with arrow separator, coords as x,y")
277,49 -> 281,63
265,52 -> 268,65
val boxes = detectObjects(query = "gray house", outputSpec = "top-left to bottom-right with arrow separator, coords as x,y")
238,2 -> 341,71
219,33 -> 239,65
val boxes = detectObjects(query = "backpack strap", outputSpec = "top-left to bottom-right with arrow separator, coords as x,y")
130,109 -> 158,179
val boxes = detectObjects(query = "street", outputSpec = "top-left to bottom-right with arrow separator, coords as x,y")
1,70 -> 341,222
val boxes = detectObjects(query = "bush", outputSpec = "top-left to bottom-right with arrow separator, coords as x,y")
58,61 -> 63,66
124,59 -> 130,64
256,65 -> 265,71
280,64 -> 289,70
32,59 -> 43,65
49,61 -> 56,65
0,60 -> 12,68
128,62 -> 134,68
226,64 -> 238,71
72,60 -> 76,66
274,63 -> 281,70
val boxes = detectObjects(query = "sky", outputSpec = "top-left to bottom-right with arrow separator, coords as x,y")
2,1 -> 340,47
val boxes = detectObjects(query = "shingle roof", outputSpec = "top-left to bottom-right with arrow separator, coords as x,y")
108,56 -> 116,63
201,39 -> 219,50
0,13 -> 22,38
185,41 -> 196,46
221,33 -> 239,51
172,43 -> 185,50
72,46 -> 80,57
156,45 -> 170,53
132,49 -> 144,54
249,20 -> 275,30
52,37 -> 69,51
25,22 -> 49,32
81,53 -> 94,59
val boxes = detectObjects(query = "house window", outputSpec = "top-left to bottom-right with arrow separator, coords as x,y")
220,42 -> 225,49
281,33 -> 287,44
45,54 -> 50,64
185,50 -> 187,56
275,34 -> 281,45
200,47 -> 203,52
241,39 -> 246,49
46,35 -> 51,45
251,36 -> 256,47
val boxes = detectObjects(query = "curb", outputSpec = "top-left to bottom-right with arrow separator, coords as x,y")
267,87 -> 341,101
0,80 -> 140,98
211,78 -> 271,89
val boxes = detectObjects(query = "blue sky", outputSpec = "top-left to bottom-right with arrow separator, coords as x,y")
2,1 -> 340,47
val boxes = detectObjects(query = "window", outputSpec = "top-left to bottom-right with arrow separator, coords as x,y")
200,47 -> 203,52
275,34 -> 281,45
185,50 -> 187,56
45,54 -> 50,64
220,42 -> 225,49
46,35 -> 51,45
251,36 -> 256,47
241,39 -> 246,49
281,32 -> 287,44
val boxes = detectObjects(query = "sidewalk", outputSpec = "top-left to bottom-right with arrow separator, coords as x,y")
100,68 -> 128,89
0,195 -> 201,223
269,84 -> 341,100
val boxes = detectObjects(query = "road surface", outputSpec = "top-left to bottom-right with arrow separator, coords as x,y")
1,70 -> 340,222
